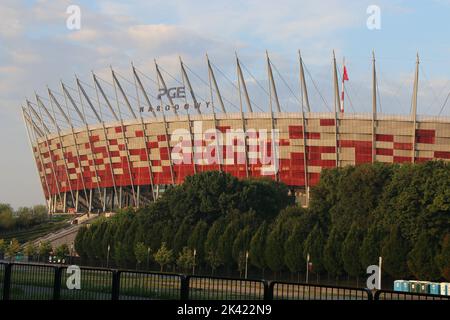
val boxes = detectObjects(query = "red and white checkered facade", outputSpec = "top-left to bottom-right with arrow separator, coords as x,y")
32,112 -> 450,200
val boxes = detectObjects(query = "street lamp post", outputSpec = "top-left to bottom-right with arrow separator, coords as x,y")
306,253 -> 310,284
192,249 -> 197,275
245,251 -> 249,279
378,256 -> 382,290
106,244 -> 111,268
70,243 -> 74,264
147,247 -> 151,270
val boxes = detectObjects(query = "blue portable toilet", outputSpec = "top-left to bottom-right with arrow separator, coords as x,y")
394,280 -> 404,292
402,281 -> 411,293
429,283 -> 440,295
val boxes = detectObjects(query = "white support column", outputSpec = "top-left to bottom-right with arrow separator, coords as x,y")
236,54 -> 250,178
411,53 -> 419,164
298,51 -> 310,206
207,54 -> 223,172
132,64 -> 158,201
119,186 -> 122,209
332,51 -> 340,168
63,192 -> 67,213
372,51 -> 377,163
89,189 -> 93,213
103,188 -> 107,212
136,185 -> 140,209
207,54 -> 227,113
75,190 -> 79,213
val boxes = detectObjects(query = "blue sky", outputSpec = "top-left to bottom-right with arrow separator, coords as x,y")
1,0 -> 450,208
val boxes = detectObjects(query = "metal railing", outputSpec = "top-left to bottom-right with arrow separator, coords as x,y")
187,275 -> 266,300
374,290 -> 450,301
1,262 -> 449,301
270,281 -> 372,300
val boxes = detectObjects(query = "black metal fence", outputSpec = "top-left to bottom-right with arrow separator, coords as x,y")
270,281 -> 372,300
374,290 -> 450,301
1,262 -> 449,301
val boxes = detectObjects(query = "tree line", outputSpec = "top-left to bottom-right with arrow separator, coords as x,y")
0,204 -> 48,231
74,162 -> 450,282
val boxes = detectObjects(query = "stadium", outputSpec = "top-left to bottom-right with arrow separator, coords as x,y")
21,52 -> 450,214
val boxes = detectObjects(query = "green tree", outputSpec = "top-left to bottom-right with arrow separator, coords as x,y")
6,238 -> 20,261
0,239 -> 6,257
265,224 -> 285,276
154,242 -> 173,272
217,214 -> 242,271
0,204 -> 14,230
303,224 -> 326,274
341,223 -> 364,279
173,218 -> 192,254
436,234 -> 450,281
82,226 -> 95,261
38,241 -> 52,261
407,232 -> 440,280
232,227 -> 252,277
55,244 -> 69,261
114,242 -> 126,267
24,242 -> 37,258
249,222 -> 268,275
187,220 -> 208,264
360,225 -> 384,269
74,226 -> 88,259
91,220 -> 108,260
323,227 -> 345,277
177,247 -> 195,273
204,219 -> 225,275
134,242 -> 148,269
381,225 -> 410,279
284,223 -> 306,280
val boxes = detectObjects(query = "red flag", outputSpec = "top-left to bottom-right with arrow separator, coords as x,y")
343,66 -> 349,81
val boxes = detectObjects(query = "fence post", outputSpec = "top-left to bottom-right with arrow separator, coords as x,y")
180,275 -> 190,300
2,263 -> 12,301
264,281 -> 273,300
111,270 -> 120,300
373,290 -> 381,300
53,266 -> 63,300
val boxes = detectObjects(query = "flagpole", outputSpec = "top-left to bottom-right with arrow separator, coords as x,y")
341,57 -> 345,113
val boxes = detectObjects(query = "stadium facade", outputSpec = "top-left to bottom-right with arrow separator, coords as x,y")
21,52 -> 450,213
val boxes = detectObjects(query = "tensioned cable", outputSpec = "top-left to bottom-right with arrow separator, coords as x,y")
210,61 -> 265,112
36,94 -> 74,131
52,85 -> 113,123
182,62 -> 240,112
378,67 -> 407,114
182,63 -> 217,102
302,63 -> 332,112
419,64 -> 450,115
438,90 -> 450,116
77,78 -> 117,120
419,65 -> 440,112
61,83 -> 105,123
239,60 -> 270,98
376,72 -> 383,113
270,60 -> 302,108
188,61 -> 240,112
